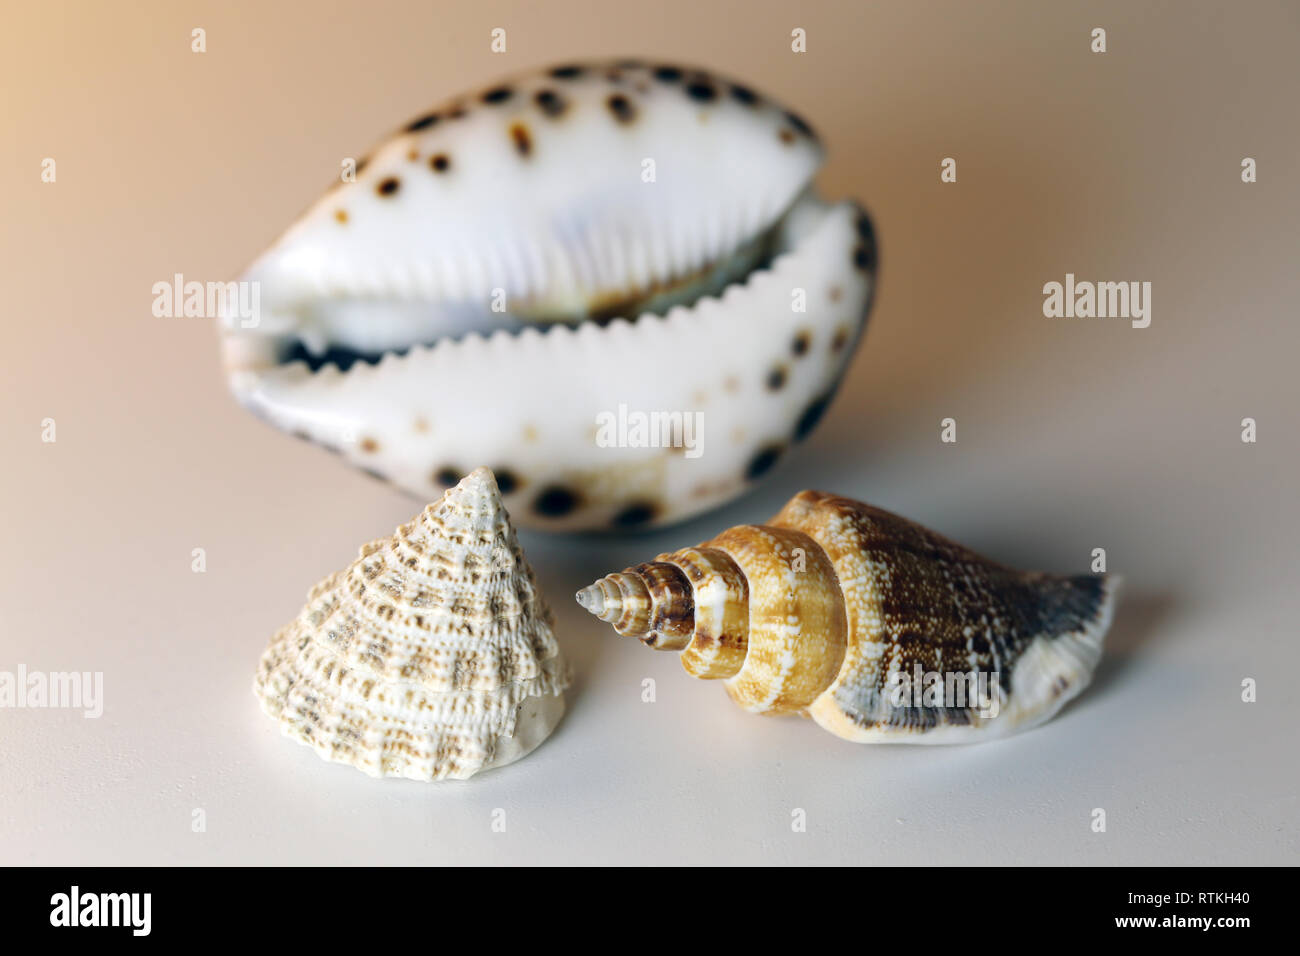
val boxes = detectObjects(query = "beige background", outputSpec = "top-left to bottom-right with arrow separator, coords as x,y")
2,0 -> 1297,864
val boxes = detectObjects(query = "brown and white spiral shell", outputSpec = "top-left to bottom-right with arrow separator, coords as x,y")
578,489 -> 1117,742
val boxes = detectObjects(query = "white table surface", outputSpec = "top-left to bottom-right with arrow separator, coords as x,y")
2,0 -> 1296,864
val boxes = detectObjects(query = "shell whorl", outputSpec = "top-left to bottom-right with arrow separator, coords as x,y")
577,526 -> 849,713
577,489 -> 1118,742
576,561 -> 696,650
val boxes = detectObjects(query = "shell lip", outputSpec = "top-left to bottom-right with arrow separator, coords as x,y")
219,56 -> 855,397
220,189 -> 851,393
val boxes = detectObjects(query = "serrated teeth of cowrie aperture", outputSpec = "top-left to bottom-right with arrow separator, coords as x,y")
242,201 -> 799,378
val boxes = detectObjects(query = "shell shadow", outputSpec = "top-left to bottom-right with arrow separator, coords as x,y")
520,531 -> 636,723
1084,587 -> 1176,701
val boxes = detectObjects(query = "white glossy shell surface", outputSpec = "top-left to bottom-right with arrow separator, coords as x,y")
222,61 -> 877,530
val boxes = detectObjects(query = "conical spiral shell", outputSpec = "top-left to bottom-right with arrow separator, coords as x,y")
577,490 -> 1117,742
256,467 -> 570,779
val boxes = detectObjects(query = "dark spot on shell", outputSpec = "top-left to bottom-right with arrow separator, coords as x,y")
654,65 -> 682,82
534,485 -> 580,517
430,153 -> 450,172
784,110 -> 815,139
779,129 -> 796,145
434,467 -> 461,488
535,89 -> 566,117
607,94 -> 636,123
406,112 -> 440,133
745,444 -> 785,482
685,81 -> 717,102
854,212 -> 878,270
482,86 -> 513,104
730,84 -> 758,105
550,65 -> 584,79
766,366 -> 788,391
613,502 -> 658,528
359,437 -> 380,453
509,122 -> 532,157
376,177 -> 400,197
334,209 -> 348,224
447,105 -> 467,120
791,331 -> 811,356
831,326 -> 850,352
794,394 -> 832,442
494,469 -> 520,495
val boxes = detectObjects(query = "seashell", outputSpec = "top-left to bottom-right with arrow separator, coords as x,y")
219,60 -> 877,531
254,467 -> 570,779
577,489 -> 1117,743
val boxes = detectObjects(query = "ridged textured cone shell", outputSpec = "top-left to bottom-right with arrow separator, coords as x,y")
255,467 -> 570,779
578,489 -> 1116,743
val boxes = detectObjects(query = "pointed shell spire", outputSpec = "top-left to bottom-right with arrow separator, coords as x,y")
255,467 -> 570,780
575,561 -> 695,650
